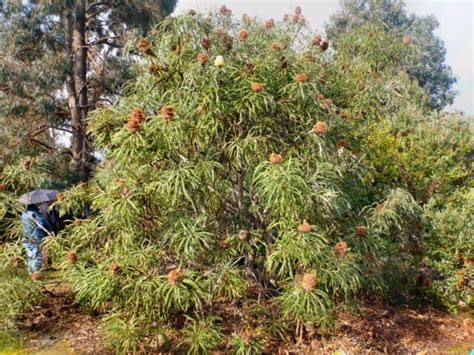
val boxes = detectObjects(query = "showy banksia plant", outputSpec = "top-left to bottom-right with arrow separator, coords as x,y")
49,9 -> 450,353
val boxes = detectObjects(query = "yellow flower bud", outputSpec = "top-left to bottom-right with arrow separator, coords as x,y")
214,55 -> 225,68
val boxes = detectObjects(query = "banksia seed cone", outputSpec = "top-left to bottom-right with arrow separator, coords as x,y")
294,6 -> 302,15
320,40 -> 329,51
312,34 -> 322,45
279,56 -> 288,69
271,42 -> 283,51
67,250 -> 77,264
264,19 -> 275,29
335,241 -> 348,257
137,38 -> 154,56
403,35 -> 412,45
239,29 -> 249,41
114,178 -> 126,187
73,218 -> 82,226
269,153 -> 283,164
297,222 -> 312,233
31,271 -> 42,281
243,63 -> 253,74
242,14 -> 251,24
161,106 -> 175,121
188,9 -> 196,16
283,14 -> 289,21
315,91 -> 325,101
295,73 -> 308,82
219,5 -> 227,14
355,226 -> 368,236
303,52 -> 314,62
0,184 -> 6,191
301,273 -> 317,291
108,263 -> 121,275
313,121 -> 327,135
240,328 -> 254,343
197,53 -> 209,64
127,107 -> 144,133
340,111 -> 349,119
238,229 -> 250,241
375,203 -> 384,215
251,82 -> 264,93
167,269 -> 183,285
219,240 -> 230,249
368,31 -> 375,38
23,159 -> 32,169
201,38 -> 211,49
337,139 -> 349,148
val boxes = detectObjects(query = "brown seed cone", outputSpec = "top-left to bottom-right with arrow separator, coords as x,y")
243,63 -> 253,74
294,6 -> 302,15
315,91 -> 325,101
127,120 -> 140,133
368,31 -> 375,38
23,159 -> 33,169
148,63 -> 160,74
251,82 -> 264,93
303,52 -> 314,62
301,273 -> 317,291
297,222 -> 312,233
238,229 -> 250,241
137,38 -> 154,56
188,9 -> 196,16
403,35 -> 412,45
340,111 -> 349,119
295,73 -> 308,82
108,263 -> 121,275
312,34 -> 322,46
355,226 -> 368,236
114,178 -> 126,187
240,328 -> 254,343
242,14 -> 251,24
264,19 -> 275,29
73,218 -> 82,226
283,14 -> 289,21
270,42 -> 282,51
313,121 -> 327,135
269,153 -> 283,164
337,139 -> 349,148
160,105 -> 175,122
56,192 -> 64,201
67,250 -> 77,264
130,107 -> 144,122
219,240 -> 230,249
167,269 -> 183,285
279,56 -> 289,69
31,271 -> 42,281
197,52 -> 209,64
201,38 -> 211,49
238,29 -> 249,41
0,183 -> 6,191
375,203 -> 384,215
320,40 -> 329,51
335,241 -> 348,257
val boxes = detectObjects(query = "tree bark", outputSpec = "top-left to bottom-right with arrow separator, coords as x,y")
65,0 -> 90,181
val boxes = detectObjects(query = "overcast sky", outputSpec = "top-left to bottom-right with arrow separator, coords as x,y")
173,0 -> 474,115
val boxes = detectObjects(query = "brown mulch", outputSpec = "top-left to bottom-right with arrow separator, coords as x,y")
19,285 -> 474,354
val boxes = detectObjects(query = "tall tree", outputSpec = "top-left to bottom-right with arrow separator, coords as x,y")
0,0 -> 177,180
325,0 -> 457,110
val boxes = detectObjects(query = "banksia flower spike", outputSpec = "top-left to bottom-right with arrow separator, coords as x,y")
0,184 -> 6,191
269,153 -> 283,164
127,107 -> 145,133
242,14 -> 251,25
201,38 -> 211,49
355,226 -> 368,236
67,250 -> 77,264
23,159 -> 32,169
239,29 -> 249,41
271,42 -> 283,51
312,34 -> 322,46
313,121 -> 327,135
219,5 -> 232,16
197,52 -> 209,64
238,229 -> 250,241
243,63 -> 253,74
31,271 -> 42,281
167,269 -> 183,285
219,239 -> 230,249
301,273 -> 317,291
160,105 -> 175,122
108,263 -> 121,275
335,241 -> 348,257
337,139 -> 349,148
403,35 -> 412,45
137,38 -> 154,56
294,6 -> 302,15
251,82 -> 264,93
295,73 -> 308,82
214,55 -> 225,68
297,222 -> 312,233
264,19 -> 275,29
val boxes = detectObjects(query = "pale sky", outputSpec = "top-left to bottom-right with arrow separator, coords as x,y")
173,0 -> 474,115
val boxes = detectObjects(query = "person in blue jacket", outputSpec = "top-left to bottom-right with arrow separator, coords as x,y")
20,204 -> 50,273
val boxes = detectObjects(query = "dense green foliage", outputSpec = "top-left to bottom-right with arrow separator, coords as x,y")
326,0 -> 457,110
0,4 -> 472,353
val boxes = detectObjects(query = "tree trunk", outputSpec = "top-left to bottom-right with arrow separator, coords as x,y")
65,0 -> 90,181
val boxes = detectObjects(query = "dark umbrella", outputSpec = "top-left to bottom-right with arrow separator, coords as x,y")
18,189 -> 58,205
